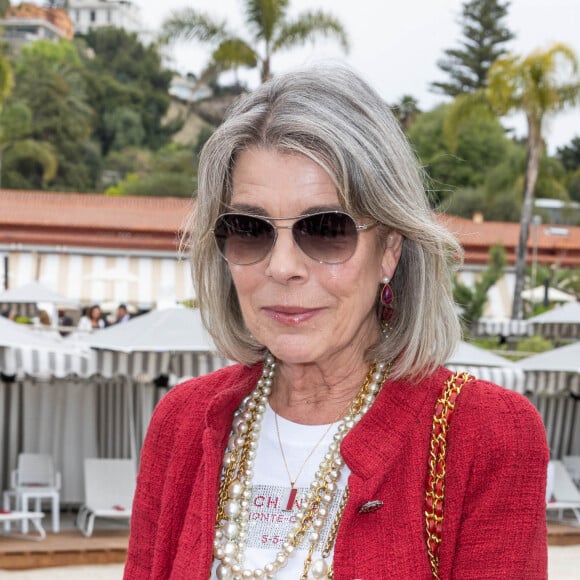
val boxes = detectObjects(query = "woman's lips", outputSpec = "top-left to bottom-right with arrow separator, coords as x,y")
262,306 -> 322,326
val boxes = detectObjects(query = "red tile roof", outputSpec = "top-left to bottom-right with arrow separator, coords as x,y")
442,215 -> 580,267
0,190 -> 192,252
2,189 -> 580,265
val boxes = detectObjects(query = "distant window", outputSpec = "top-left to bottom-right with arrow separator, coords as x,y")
107,8 -> 112,23
90,10 -> 96,23
75,9 -> 79,22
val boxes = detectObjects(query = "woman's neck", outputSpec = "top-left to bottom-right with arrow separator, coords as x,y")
269,357 -> 373,425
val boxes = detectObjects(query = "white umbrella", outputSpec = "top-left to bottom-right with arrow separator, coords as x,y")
521,286 -> 576,304
84,307 -> 228,380
517,342 -> 580,373
0,281 -> 78,305
0,316 -> 93,377
85,307 -> 215,353
0,316 -> 68,348
527,301 -> 580,341
515,342 -> 580,395
447,341 -> 518,367
446,341 -> 525,393
527,301 -> 580,324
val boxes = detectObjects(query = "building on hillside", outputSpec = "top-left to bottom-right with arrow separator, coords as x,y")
67,0 -> 142,35
0,2 -> 73,52
1,190 -> 580,321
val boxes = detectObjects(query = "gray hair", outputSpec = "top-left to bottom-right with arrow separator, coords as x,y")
190,63 -> 462,381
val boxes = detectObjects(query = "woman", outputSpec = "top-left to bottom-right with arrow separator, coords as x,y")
125,65 -> 548,579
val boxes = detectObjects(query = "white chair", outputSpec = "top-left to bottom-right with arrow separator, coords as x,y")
76,458 -> 136,537
546,459 -> 580,526
2,453 -> 61,534
0,511 -> 46,540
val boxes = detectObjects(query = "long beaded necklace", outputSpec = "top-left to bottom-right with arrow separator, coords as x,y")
213,354 -> 390,579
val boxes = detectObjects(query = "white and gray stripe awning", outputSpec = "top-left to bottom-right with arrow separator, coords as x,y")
520,371 -> 580,396
445,364 -> 526,394
2,249 -> 195,310
529,322 -> 580,340
1,345 -> 230,381
93,350 -> 231,381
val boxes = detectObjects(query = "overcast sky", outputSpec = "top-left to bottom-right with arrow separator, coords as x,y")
134,0 -> 580,153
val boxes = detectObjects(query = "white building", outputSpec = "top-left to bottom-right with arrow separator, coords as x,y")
68,0 -> 142,35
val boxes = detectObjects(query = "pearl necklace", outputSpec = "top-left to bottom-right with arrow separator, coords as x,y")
213,354 -> 390,579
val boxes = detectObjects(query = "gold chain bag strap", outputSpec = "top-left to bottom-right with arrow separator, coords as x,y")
424,371 -> 473,580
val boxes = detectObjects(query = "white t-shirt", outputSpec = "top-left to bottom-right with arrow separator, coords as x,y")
212,404 -> 349,578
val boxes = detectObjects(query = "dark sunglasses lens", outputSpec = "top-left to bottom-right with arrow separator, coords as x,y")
294,212 -> 358,263
214,214 -> 274,264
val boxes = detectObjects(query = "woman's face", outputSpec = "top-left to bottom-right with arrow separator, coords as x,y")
227,147 -> 401,367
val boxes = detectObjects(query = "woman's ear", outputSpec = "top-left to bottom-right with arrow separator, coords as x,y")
381,232 -> 403,279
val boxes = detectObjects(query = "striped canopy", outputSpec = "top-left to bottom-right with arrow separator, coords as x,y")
445,340 -> 525,393
516,341 -> 580,395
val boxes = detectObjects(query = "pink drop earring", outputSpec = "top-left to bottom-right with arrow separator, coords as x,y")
380,276 -> 395,324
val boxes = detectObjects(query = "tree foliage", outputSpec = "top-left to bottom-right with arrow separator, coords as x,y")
0,0 -> 10,18
390,95 -> 421,132
408,104 -> 514,207
161,0 -> 349,82
556,136 -> 580,171
79,27 -> 173,154
8,40 -> 95,190
431,0 -> 514,96
104,145 -> 195,197
454,244 -> 507,334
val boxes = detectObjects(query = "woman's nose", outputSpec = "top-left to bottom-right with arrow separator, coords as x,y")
264,227 -> 309,281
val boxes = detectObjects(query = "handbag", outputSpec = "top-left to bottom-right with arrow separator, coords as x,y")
424,371 -> 473,580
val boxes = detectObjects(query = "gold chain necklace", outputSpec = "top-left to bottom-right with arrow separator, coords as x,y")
273,408 -> 339,511
213,355 -> 391,579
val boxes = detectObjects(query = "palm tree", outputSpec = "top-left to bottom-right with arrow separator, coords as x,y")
161,0 -> 349,83
445,44 -> 580,320
486,44 -> 580,319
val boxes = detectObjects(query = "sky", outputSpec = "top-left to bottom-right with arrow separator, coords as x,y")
133,0 -> 580,154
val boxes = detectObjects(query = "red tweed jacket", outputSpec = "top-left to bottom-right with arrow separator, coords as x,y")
124,363 -> 548,579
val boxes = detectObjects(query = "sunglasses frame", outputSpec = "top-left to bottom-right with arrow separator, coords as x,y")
212,210 -> 377,265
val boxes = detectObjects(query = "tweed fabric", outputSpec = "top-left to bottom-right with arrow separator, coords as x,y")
124,364 -> 548,579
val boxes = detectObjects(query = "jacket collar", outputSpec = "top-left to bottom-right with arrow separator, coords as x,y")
340,367 -> 451,480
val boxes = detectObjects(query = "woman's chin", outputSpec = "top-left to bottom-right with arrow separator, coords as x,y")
265,338 -> 324,366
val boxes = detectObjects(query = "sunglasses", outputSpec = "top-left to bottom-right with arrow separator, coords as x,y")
212,211 -> 377,265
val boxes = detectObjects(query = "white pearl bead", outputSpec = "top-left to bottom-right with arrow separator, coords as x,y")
223,541 -> 237,557
223,521 -> 239,539
264,563 -> 276,574
224,500 -> 241,518
228,480 -> 243,499
216,563 -> 233,579
310,558 -> 329,578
